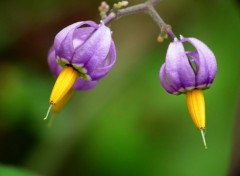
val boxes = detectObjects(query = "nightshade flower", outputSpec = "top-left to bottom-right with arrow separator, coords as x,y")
44,21 -> 116,119
159,36 -> 217,148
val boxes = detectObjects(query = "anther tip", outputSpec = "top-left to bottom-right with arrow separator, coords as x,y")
200,129 -> 207,149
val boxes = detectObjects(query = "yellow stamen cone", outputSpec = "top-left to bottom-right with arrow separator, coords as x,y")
52,89 -> 73,113
50,66 -> 78,105
44,66 -> 78,120
47,90 -> 73,127
186,89 -> 207,149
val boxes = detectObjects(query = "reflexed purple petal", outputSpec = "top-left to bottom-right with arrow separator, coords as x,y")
48,46 -> 62,77
54,21 -> 98,61
54,22 -> 84,60
159,64 -> 178,94
165,40 -> 195,92
49,21 -> 116,88
72,24 -> 112,68
88,41 -> 116,80
72,78 -> 98,90
72,27 -> 95,49
182,37 -> 217,87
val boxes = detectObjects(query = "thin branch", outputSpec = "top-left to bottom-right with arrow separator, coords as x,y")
117,3 -> 147,17
102,0 -> 176,40
146,4 -> 176,39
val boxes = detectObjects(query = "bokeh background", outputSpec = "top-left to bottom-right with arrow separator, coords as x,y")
0,0 -> 239,175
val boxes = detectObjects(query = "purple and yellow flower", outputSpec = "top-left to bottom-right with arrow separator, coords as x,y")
159,36 -> 217,148
45,21 -> 116,119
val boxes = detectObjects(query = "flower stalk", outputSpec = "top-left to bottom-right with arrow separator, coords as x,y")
102,0 -> 176,40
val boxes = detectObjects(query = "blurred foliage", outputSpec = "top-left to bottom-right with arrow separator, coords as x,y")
0,0 -> 239,176
0,165 -> 39,176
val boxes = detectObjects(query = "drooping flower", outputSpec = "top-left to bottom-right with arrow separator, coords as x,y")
159,36 -> 217,148
44,21 -> 116,119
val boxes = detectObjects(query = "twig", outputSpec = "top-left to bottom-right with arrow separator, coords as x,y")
102,0 -> 176,40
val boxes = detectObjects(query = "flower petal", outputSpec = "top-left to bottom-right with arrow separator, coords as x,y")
48,46 -> 62,77
88,41 -> 116,80
72,27 -> 95,49
165,40 -> 195,92
54,21 -> 98,61
72,78 -> 98,90
72,23 -> 112,71
159,63 -> 178,94
181,37 -> 217,87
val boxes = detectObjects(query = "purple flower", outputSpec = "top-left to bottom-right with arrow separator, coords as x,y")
48,21 -> 116,90
159,36 -> 217,95
159,36 -> 217,148
44,21 -> 116,119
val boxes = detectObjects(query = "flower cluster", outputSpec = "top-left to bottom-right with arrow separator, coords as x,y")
44,12 -> 217,148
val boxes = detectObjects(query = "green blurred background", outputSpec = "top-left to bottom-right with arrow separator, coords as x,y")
0,0 -> 239,175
